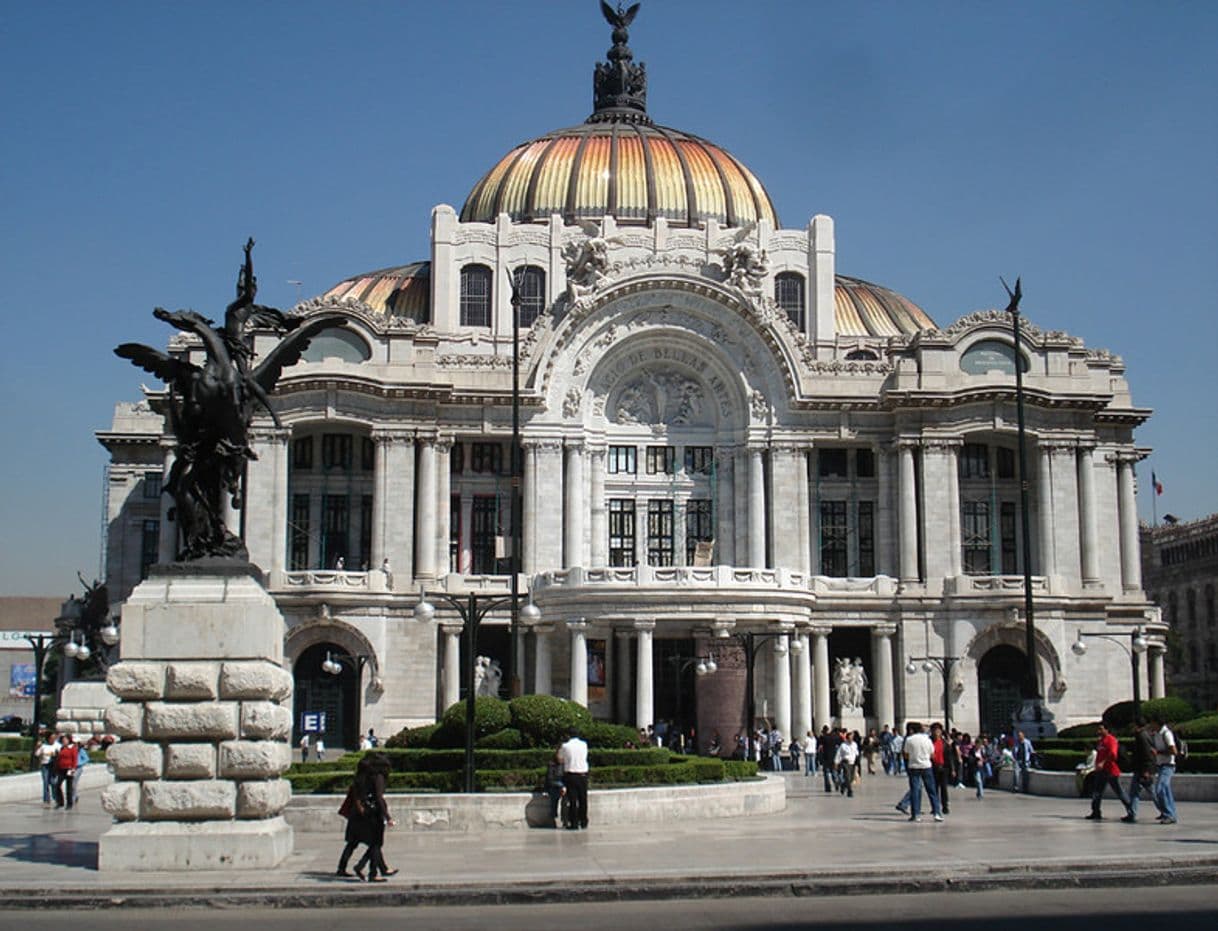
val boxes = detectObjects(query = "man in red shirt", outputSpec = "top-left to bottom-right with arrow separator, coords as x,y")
1086,724 -> 1133,821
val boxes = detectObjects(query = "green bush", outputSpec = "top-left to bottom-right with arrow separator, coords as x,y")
286,760 -> 358,775
723,760 -> 760,780
384,722 -> 441,749
285,770 -> 355,793
440,696 -> 512,741
0,752 -> 32,775
476,728 -> 525,750
1103,697 -> 1196,731
590,748 -> 671,767
1056,722 -> 1102,739
0,737 -> 33,752
1177,714 -> 1218,739
583,721 -> 642,749
508,695 -> 592,747
1036,749 -> 1086,772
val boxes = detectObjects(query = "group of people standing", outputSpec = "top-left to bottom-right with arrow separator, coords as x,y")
34,732 -> 93,810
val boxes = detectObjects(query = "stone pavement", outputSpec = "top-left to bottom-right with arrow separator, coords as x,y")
3,771 -> 1216,909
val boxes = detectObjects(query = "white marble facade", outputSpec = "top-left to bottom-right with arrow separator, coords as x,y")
97,23 -> 1161,748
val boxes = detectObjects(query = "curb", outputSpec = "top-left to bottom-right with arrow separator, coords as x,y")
4,857 -> 1217,910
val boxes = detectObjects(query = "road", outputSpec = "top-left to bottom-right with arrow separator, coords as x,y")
7,885 -> 1218,930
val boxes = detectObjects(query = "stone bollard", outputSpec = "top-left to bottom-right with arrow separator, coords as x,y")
98,566 -> 294,871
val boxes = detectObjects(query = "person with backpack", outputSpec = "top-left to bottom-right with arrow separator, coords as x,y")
1125,717 -> 1160,823
1151,713 -> 1180,825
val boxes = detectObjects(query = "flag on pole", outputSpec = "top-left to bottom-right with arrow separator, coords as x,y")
1152,472 -> 1164,496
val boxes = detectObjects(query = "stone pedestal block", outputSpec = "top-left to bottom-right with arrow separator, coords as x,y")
98,817 -> 293,871
100,567 -> 294,872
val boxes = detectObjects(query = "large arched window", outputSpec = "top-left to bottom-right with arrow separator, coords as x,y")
512,265 -> 546,328
774,272 -> 805,330
460,264 -> 492,327
301,327 -> 372,363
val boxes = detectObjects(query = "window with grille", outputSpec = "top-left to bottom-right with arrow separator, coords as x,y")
472,495 -> 499,574
818,449 -> 848,479
460,264 -> 492,327
646,445 -> 675,475
959,444 -> 990,479
360,437 -> 375,472
858,501 -> 875,577
609,499 -> 636,566
608,445 -> 637,475
684,446 -> 714,475
512,265 -> 546,328
685,499 -> 713,563
819,501 -> 848,577
321,495 -> 349,568
322,434 -> 352,471
292,436 -> 314,470
1000,502 -> 1017,573
290,494 -> 310,570
775,272 -> 805,330
962,500 -> 992,575
140,519 -> 159,579
648,500 -> 674,566
143,471 -> 162,499
450,495 -> 460,573
996,447 -> 1016,479
471,442 -> 503,474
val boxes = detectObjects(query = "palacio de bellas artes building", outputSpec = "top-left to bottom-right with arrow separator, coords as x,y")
97,6 -> 1162,753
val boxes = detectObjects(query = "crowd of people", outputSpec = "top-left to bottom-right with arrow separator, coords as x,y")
33,731 -> 111,811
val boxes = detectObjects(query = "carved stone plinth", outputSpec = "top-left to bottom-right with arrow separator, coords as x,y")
98,567 -> 294,871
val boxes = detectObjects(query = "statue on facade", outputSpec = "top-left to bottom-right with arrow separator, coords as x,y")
562,221 -> 620,302
833,656 -> 868,711
115,239 -> 344,562
473,655 -> 503,698
716,224 -> 768,295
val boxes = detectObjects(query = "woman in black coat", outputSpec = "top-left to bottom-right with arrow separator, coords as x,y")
337,754 -> 397,881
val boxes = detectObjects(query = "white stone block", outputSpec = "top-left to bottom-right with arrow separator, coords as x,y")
105,704 -> 144,739
164,662 -> 220,700
145,702 -> 238,741
98,817 -> 293,871
55,708 -> 71,721
164,744 -> 216,779
236,779 -> 292,819
62,680 -> 119,710
240,701 -> 292,740
107,662 -> 165,701
101,783 -> 140,822
141,780 -> 237,820
218,740 -> 291,779
219,661 -> 288,700
107,741 -> 164,780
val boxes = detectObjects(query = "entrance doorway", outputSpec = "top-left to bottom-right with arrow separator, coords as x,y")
978,644 -> 1024,736
654,637 -> 697,750
293,642 -> 360,751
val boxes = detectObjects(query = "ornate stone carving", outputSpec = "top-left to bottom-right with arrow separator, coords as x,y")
563,386 -> 583,418
562,224 -> 620,302
611,367 -> 707,425
750,389 -> 770,420
717,240 -> 769,295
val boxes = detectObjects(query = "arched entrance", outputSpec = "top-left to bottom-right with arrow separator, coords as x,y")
977,645 -> 1024,736
293,642 -> 360,751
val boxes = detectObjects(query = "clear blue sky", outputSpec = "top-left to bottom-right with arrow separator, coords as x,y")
1,1 -> 1215,596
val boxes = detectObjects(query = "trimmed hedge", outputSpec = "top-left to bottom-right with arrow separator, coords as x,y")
723,760 -> 760,780
1056,722 -> 1102,739
476,728 -> 525,750
384,723 -> 440,749
508,695 -> 592,747
1178,714 -> 1218,739
0,752 -> 32,775
1034,747 -> 1218,775
583,721 -> 642,749
440,697 -> 512,741
1103,697 -> 1197,730
0,737 -> 33,752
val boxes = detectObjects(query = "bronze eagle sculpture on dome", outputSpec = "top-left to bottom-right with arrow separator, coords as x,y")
116,239 -> 344,563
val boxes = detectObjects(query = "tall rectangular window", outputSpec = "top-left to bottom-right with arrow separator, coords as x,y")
471,495 -> 499,574
608,445 -> 637,475
684,446 -> 714,475
450,494 -> 460,573
322,434 -> 352,471
471,442 -> 503,474
961,499 -> 991,575
855,449 -> 876,479
290,494 -> 310,570
450,441 -> 464,474
608,499 -> 636,566
646,445 -> 675,475
857,500 -> 875,577
512,265 -> 546,328
775,272 -> 806,330
460,264 -> 492,327
140,519 -> 160,579
685,498 -> 713,563
818,449 -> 848,479
959,444 -> 990,479
321,495 -> 349,569
292,436 -> 314,470
1000,501 -> 1017,574
360,437 -> 376,472
819,501 -> 848,577
142,471 -> 162,499
359,495 -> 373,570
647,500 -> 674,566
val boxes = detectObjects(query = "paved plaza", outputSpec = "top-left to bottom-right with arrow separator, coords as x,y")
3,770 -> 1216,909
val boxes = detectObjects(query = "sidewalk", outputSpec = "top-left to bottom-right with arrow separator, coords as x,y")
3,771 -> 1216,909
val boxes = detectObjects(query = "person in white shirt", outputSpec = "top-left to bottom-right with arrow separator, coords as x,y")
834,732 -> 859,797
903,722 -> 943,822
315,737 -> 326,762
36,734 -> 59,806
1151,714 -> 1179,824
803,731 -> 817,777
558,727 -> 590,830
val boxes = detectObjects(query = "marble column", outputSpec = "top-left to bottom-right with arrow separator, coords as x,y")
1050,445 -> 1082,587
441,623 -> 462,710
715,445 -> 736,565
871,624 -> 897,729
1117,457 -> 1142,592
634,620 -> 655,729
1077,446 -> 1100,585
772,632 -> 792,741
564,441 -> 585,568
589,447 -> 607,567
568,619 -> 588,707
459,495 -> 474,573
811,626 -> 831,729
876,446 -> 895,577
796,450 -> 811,575
945,444 -> 962,578
734,448 -> 750,565
381,433 -> 415,588
748,447 -> 766,568
435,441 -> 452,575
370,434 -> 388,567
1038,444 -> 1055,579
794,631 -> 812,741
533,623 -> 554,696
674,496 -> 688,567
615,628 -> 633,724
898,444 -> 919,584
415,439 -> 437,579
158,442 -> 177,563
270,429 -> 289,576
1149,646 -> 1166,700
522,442 -> 537,574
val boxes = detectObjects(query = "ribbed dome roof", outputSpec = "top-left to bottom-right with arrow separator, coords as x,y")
323,261 -> 430,322
835,275 -> 935,337
461,122 -> 778,230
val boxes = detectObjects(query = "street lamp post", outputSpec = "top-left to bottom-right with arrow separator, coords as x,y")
664,653 -> 718,752
506,270 -> 525,698
321,650 -> 372,748
1071,627 -> 1149,720
414,589 -> 539,792
905,654 -> 962,734
717,629 -> 801,762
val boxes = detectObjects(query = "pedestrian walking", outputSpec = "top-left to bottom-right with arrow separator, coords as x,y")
315,737 -> 326,762
803,730 -> 817,777
52,734 -> 79,810
1013,730 -> 1034,793
300,734 -> 310,764
35,733 -> 58,807
350,753 -> 396,881
929,723 -> 956,815
819,726 -> 838,793
559,726 -> 590,830
1126,717 -> 1159,823
1151,713 -> 1180,825
903,722 -> 943,823
835,731 -> 859,797
1086,723 -> 1133,821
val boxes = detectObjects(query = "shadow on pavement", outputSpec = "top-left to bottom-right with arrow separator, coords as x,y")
0,833 -> 98,870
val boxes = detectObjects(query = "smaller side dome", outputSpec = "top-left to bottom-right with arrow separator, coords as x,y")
322,262 -> 430,323
834,275 -> 935,337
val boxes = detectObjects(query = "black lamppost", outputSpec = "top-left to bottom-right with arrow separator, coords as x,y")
717,629 -> 801,762
1003,277 -> 1045,724
1071,627 -> 1149,720
321,650 -> 375,748
414,589 -> 539,792
664,653 -> 718,752
905,654 -> 962,734
505,270 -> 526,698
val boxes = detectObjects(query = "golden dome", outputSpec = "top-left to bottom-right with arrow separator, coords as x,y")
835,275 -> 935,337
